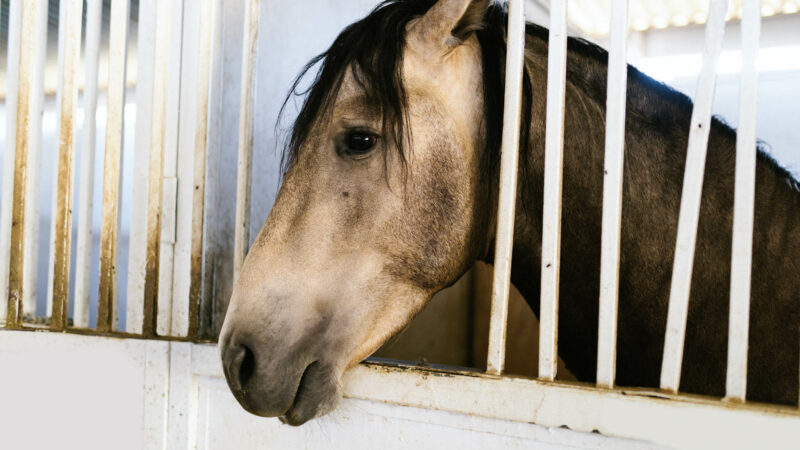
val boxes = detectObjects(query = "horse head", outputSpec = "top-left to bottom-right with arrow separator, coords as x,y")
219,0 -> 495,425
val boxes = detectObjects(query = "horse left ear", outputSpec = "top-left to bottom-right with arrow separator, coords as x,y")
410,0 -> 490,52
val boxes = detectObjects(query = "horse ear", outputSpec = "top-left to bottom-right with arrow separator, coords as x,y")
410,0 -> 490,52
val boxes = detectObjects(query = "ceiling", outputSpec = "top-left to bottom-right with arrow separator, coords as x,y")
558,0 -> 800,36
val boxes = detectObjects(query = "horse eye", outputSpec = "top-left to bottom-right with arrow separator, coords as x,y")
344,132 -> 378,155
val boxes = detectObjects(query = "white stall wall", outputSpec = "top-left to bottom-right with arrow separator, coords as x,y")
0,330 -> 654,450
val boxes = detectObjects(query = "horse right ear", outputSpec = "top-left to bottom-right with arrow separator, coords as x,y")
410,0 -> 491,54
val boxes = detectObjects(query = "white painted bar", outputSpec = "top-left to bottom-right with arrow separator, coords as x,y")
233,0 -> 261,282
74,0 -> 103,329
126,0 -> 156,333
596,0 -> 629,389
156,0 -> 186,336
187,0 -> 220,338
171,1 -> 203,337
47,0 -> 84,329
725,0 -> 760,403
200,0 -> 226,337
660,0 -> 729,393
539,0 -> 569,382
20,0 -> 49,319
485,0 -> 526,376
0,0 -> 22,324
97,0 -> 130,332
45,0 -> 69,320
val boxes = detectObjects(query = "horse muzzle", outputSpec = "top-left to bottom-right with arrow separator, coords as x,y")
219,322 -> 343,426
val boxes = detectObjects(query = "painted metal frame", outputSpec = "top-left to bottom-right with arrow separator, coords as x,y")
726,0 -> 761,403
74,0 -> 103,329
486,0 -> 527,377
97,0 -> 131,332
660,0 -> 729,392
596,0 -> 629,389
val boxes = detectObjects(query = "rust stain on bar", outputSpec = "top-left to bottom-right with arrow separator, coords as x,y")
188,0 -> 216,338
7,2 -> 38,329
97,0 -> 130,332
143,136 -> 163,336
143,0 -> 172,336
51,0 -> 84,331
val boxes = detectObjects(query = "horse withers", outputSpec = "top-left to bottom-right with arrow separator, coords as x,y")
219,0 -> 800,425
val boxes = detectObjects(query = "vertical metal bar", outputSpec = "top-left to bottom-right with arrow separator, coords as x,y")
46,0 -> 69,320
172,0 -> 204,337
74,0 -> 103,329
187,0 -> 219,338
97,0 -> 130,332
127,0 -> 156,334
5,0 -> 48,327
171,0 -> 199,337
485,0 -> 526,376
660,0 -> 729,393
233,0 -> 261,282
156,0 -> 185,337
143,0 -> 173,336
200,0 -> 225,338
48,0 -> 84,330
538,0 -> 569,382
596,0 -> 629,389
21,0 -> 49,322
0,0 -> 22,325
725,0 -> 760,403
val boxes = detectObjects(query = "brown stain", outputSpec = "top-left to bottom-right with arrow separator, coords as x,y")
50,0 -> 84,331
188,0 -> 217,339
97,0 -> 131,333
6,1 -> 40,329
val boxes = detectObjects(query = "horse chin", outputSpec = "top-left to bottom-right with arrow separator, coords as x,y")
278,361 -> 343,426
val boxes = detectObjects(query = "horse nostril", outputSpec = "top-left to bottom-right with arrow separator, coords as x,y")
239,343 -> 255,388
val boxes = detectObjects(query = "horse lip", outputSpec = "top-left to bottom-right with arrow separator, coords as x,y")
279,360 -> 324,426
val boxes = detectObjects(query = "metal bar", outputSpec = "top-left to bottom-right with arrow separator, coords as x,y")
660,0 -> 729,393
17,0 -> 48,324
171,0 -> 200,337
725,0 -> 760,403
5,0 -> 48,327
187,0 -> 219,338
233,0 -> 261,282
20,0 -> 48,322
97,0 -> 130,332
538,0 -> 569,381
48,0 -> 84,330
596,0 -> 629,389
73,0 -> 102,329
0,0 -> 23,325
143,0 -> 174,336
200,0 -> 225,338
45,0 -> 69,320
126,0 -> 156,334
485,0 -> 526,376
156,0 -> 185,337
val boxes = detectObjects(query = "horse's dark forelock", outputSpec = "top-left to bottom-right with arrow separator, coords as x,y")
279,0 -> 526,191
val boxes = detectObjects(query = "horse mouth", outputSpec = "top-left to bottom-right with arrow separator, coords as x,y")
279,360 -> 340,426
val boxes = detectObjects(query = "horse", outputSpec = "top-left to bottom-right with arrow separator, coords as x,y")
219,0 -> 800,425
